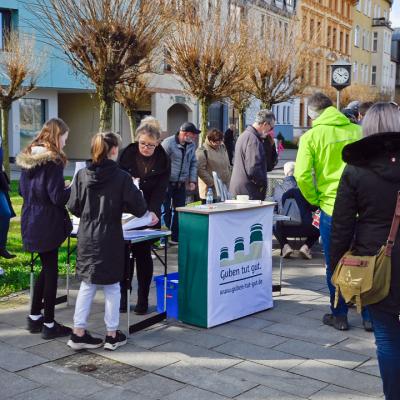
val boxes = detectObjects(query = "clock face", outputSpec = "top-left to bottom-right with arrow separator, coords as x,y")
332,67 -> 350,85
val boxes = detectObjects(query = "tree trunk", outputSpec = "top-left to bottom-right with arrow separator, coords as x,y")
238,109 -> 245,133
98,85 -> 114,132
199,98 -> 210,144
1,106 -> 10,177
127,112 -> 137,143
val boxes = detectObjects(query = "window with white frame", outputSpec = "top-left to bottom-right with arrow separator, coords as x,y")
371,65 -> 376,85
354,25 -> 360,47
356,0 -> 361,11
372,31 -> 378,52
354,62 -> 358,81
368,0 -> 371,17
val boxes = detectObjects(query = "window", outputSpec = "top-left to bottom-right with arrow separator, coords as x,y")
339,31 -> 343,52
260,14 -> 265,38
372,31 -> 378,52
310,19 -> 314,40
0,9 -> 12,50
353,62 -> 358,81
362,29 -> 366,49
20,99 -> 47,151
374,4 -> 378,17
356,0 -> 361,11
345,33 -> 349,54
371,65 -> 376,85
384,10 -> 387,20
327,26 -> 331,47
354,25 -> 360,47
363,0 -> 368,14
333,27 -> 337,49
163,47 -> 172,72
316,62 -> 320,86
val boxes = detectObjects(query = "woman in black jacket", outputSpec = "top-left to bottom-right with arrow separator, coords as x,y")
330,103 -> 400,400
67,132 -> 158,351
118,121 -> 170,314
17,118 -> 72,340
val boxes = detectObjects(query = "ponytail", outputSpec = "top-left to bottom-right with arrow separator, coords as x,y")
91,132 -> 121,164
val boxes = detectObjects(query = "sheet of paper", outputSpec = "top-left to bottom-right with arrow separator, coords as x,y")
123,229 -> 168,240
122,212 -> 153,231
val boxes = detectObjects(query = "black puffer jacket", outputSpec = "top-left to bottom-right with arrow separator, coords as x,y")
67,159 -> 147,285
331,132 -> 400,315
118,143 -> 170,224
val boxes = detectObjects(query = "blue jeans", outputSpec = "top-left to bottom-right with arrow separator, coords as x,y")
163,183 -> 186,242
0,190 -> 11,249
320,210 -> 348,316
369,307 -> 400,400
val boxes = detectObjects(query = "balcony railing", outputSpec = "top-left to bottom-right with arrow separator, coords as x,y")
372,18 -> 391,28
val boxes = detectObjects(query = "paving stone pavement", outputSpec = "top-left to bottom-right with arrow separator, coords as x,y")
0,241 -> 384,399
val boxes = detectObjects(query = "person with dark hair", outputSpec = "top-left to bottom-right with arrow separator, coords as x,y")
196,128 -> 231,202
224,124 -> 236,165
330,102 -> 400,399
162,122 -> 200,244
118,122 -> 170,314
0,137 -> 15,259
295,92 -> 362,331
341,108 -> 358,124
67,132 -> 158,351
17,118 -> 72,339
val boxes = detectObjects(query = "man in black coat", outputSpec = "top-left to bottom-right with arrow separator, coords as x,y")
224,124 -> 236,166
229,110 -> 275,200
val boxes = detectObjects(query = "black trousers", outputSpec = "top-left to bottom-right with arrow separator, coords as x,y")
120,241 -> 153,305
30,248 -> 59,323
273,222 -> 320,249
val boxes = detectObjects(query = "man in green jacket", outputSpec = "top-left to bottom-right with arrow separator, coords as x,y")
295,92 -> 361,331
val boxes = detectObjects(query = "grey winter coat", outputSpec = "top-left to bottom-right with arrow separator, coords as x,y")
67,159 -> 147,285
162,134 -> 197,183
229,126 -> 267,200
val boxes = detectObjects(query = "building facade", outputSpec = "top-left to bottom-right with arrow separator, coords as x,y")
391,28 -> 400,101
351,0 -> 395,99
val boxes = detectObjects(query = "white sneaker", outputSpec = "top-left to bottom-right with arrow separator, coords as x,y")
282,244 -> 293,258
299,244 -> 312,260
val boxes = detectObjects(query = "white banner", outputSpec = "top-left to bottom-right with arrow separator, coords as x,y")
207,206 -> 274,327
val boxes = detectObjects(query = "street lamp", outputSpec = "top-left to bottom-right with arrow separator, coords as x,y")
330,60 -> 352,110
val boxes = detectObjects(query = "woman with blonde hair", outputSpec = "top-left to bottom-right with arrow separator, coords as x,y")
331,102 -> 400,399
67,132 -> 158,350
17,118 -> 72,339
118,122 -> 170,314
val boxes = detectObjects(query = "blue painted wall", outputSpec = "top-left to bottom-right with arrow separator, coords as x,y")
0,0 -> 92,90
274,125 -> 293,141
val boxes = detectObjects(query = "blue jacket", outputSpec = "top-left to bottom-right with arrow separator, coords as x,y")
161,134 -> 197,183
17,147 -> 72,253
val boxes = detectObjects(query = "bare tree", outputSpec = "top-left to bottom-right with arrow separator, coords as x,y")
31,0 -> 170,131
228,84 -> 252,133
0,32 -> 42,175
165,1 -> 248,141
247,16 -> 312,110
115,76 -> 149,142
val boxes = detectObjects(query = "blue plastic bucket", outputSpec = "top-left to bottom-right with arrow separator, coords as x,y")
154,272 -> 179,319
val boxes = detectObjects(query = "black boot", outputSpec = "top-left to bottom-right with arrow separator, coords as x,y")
119,290 -> 128,313
0,248 -> 16,259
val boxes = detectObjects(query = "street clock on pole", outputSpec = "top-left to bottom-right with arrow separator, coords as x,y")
330,60 -> 352,108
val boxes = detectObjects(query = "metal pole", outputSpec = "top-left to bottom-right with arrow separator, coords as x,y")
336,90 -> 340,110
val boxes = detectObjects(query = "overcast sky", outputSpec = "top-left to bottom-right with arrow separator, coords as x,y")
392,0 -> 400,28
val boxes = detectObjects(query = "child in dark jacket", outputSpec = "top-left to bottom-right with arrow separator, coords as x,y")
67,132 -> 158,351
17,118 -> 72,340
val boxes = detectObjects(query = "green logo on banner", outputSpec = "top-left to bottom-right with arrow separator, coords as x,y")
220,224 -> 263,267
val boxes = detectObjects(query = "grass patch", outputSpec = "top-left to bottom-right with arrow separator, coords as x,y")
0,179 -> 76,297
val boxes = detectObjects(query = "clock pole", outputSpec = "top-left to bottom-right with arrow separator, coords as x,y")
336,90 -> 340,110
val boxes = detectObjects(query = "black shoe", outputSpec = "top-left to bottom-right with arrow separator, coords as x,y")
67,331 -> 103,350
0,248 -> 16,259
27,316 -> 43,333
41,321 -> 72,340
322,313 -> 349,331
363,320 -> 374,332
134,303 -> 148,315
104,330 -> 127,351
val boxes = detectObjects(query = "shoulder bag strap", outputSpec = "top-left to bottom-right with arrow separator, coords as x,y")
385,191 -> 400,256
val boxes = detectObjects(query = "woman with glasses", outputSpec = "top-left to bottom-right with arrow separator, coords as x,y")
196,128 -> 231,203
118,120 -> 170,314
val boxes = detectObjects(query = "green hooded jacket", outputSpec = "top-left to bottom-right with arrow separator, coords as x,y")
294,106 -> 362,216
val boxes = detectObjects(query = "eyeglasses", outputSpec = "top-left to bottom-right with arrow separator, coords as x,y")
139,141 -> 156,149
